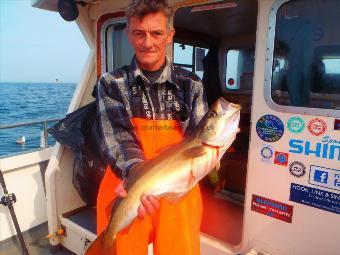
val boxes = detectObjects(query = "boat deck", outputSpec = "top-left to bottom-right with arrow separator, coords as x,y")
0,223 -> 74,255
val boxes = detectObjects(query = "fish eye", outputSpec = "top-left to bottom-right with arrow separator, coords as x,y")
208,111 -> 217,118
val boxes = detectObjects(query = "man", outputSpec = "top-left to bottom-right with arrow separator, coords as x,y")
96,0 -> 208,254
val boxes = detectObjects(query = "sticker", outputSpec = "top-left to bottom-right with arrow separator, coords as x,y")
335,119 -> 340,131
287,116 -> 305,134
251,194 -> 293,223
290,183 -> 339,215
288,136 -> 340,161
289,161 -> 306,177
307,118 -> 327,136
260,145 -> 273,163
256,115 -> 284,142
274,151 -> 289,166
309,165 -> 340,191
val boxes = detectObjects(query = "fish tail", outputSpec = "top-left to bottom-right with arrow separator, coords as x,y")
84,232 -> 116,255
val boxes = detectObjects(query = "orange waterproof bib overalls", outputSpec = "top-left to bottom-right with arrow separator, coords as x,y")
97,118 -> 202,255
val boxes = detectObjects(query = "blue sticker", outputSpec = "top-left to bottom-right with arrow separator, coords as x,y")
309,165 -> 340,191
289,183 -> 339,215
256,115 -> 284,142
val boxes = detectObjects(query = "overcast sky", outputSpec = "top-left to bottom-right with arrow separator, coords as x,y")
0,0 -> 89,83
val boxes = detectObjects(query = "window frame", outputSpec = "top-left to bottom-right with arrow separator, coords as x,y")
264,0 -> 340,117
173,42 -> 208,78
100,16 -> 127,75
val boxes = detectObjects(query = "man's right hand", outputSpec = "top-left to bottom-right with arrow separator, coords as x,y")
114,166 -> 160,219
114,181 -> 127,198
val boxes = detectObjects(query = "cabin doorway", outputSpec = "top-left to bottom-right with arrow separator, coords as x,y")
173,0 -> 258,246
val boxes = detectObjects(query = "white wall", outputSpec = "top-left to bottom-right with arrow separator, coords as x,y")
0,148 -> 52,241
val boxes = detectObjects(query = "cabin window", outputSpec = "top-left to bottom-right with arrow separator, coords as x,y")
271,0 -> 340,110
104,22 -> 134,73
322,57 -> 340,75
173,42 -> 208,79
225,49 -> 254,91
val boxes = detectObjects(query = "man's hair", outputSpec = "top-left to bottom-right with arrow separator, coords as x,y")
126,0 -> 174,28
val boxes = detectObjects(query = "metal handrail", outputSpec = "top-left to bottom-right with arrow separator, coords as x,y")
0,118 -> 61,148
0,119 -> 61,129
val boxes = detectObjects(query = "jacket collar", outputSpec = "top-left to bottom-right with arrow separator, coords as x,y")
130,56 -> 180,90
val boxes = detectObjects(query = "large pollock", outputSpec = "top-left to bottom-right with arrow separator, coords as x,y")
85,97 -> 241,255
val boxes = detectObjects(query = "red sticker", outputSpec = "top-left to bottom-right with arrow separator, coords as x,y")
251,194 -> 293,223
274,151 -> 289,166
307,118 -> 327,136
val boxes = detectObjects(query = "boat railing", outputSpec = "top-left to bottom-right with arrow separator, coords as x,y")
0,118 -> 61,149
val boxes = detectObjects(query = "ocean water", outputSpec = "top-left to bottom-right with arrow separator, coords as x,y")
0,83 -> 76,157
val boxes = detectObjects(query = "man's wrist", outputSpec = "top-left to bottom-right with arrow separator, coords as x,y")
126,160 -> 144,176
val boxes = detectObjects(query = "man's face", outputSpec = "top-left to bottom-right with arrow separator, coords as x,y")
127,12 -> 175,71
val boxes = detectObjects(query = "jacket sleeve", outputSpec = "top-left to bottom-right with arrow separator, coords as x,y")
96,74 -> 144,179
187,79 -> 209,133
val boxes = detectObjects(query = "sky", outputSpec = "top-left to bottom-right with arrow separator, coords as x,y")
0,0 -> 89,83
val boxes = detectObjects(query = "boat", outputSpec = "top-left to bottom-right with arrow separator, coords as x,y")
1,0 -> 339,254
15,136 -> 26,145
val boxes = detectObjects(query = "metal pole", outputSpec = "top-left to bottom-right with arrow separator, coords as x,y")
0,170 -> 30,255
43,121 -> 48,148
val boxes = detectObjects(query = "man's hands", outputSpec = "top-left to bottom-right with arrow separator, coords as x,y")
114,180 -> 160,219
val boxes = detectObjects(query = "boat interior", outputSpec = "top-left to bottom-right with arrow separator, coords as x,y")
173,0 -> 257,245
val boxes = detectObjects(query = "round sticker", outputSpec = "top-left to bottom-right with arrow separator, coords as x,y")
287,117 -> 305,134
256,115 -> 284,142
289,161 -> 306,177
261,146 -> 273,159
274,151 -> 289,166
307,118 -> 327,136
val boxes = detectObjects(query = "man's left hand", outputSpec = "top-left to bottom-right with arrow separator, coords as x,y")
138,195 -> 160,218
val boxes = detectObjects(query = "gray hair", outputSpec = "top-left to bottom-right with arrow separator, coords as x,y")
125,0 -> 174,28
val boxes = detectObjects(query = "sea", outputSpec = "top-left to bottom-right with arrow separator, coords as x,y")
0,82 -> 76,157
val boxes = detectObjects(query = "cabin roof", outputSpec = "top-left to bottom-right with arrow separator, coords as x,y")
31,0 -> 93,12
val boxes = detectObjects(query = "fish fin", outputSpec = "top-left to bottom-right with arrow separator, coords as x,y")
84,232 -> 116,255
182,146 -> 206,158
208,169 -> 220,186
189,169 -> 196,189
215,161 -> 220,172
167,169 -> 196,203
166,193 -> 185,203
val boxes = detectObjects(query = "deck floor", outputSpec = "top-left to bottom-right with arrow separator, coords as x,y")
0,223 -> 74,255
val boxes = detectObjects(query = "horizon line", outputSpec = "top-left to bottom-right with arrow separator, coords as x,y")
0,81 -> 78,84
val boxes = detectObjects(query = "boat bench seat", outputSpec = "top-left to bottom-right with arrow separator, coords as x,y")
63,206 -> 97,234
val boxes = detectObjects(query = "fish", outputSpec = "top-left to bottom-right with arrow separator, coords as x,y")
84,97 -> 241,255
